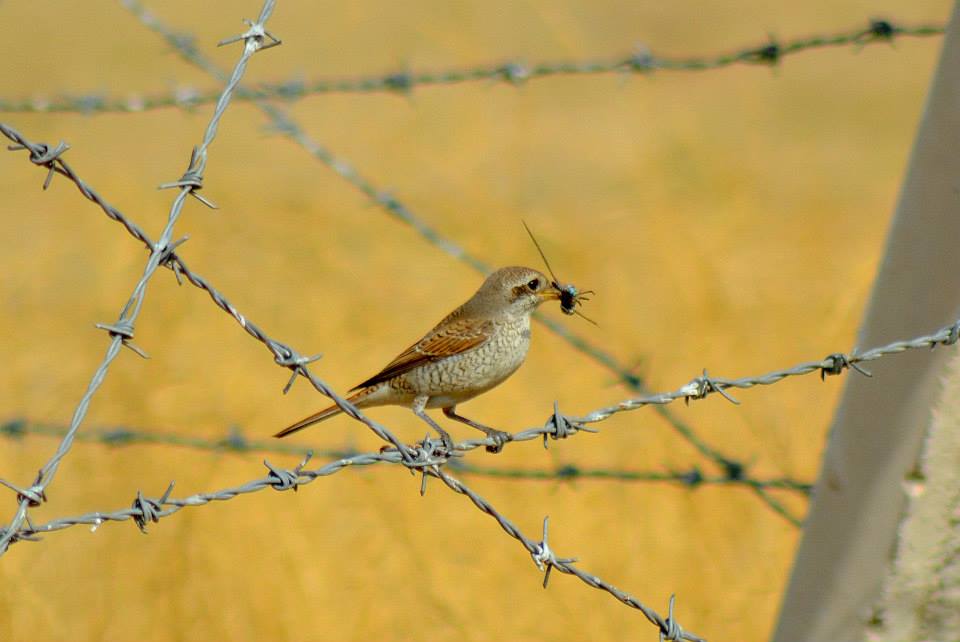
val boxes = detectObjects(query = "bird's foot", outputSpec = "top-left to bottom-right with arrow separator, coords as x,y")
479,428 -> 512,454
433,426 -> 456,453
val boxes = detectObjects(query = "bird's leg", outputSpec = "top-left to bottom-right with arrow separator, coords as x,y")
442,406 -> 511,454
411,395 -> 455,451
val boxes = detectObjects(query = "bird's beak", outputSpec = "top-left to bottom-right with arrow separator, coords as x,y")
538,289 -> 562,302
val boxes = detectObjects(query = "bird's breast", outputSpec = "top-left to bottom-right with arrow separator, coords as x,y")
400,316 -> 532,402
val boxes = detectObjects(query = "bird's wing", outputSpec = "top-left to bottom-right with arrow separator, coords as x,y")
351,317 -> 494,390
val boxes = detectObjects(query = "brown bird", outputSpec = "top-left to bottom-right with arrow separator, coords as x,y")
275,266 -> 564,451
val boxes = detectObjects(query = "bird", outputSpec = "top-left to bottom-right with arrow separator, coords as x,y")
275,266 -> 564,452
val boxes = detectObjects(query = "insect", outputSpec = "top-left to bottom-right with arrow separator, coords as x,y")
522,221 -> 596,324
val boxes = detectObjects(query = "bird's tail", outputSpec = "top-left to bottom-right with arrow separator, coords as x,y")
274,388 -> 372,438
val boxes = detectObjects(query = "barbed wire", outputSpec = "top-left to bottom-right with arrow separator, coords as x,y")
0,418 -> 812,494
2,5 -> 946,637
0,122 -> 415,461
121,0 -> 778,521
429,468 -> 704,641
0,19 -> 942,114
0,98 -> 813,535
16,439 -> 704,641
572,320 -> 960,424
0,7 -> 710,632
0,112 -> 788,640
0,1 -> 280,556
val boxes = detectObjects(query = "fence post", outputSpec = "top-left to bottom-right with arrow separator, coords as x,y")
772,2 -> 960,641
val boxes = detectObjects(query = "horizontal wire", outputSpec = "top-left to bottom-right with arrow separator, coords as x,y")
0,419 -> 812,494
0,19 -> 942,114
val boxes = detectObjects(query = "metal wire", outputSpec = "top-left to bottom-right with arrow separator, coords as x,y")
0,0 -> 280,556
0,419 -> 813,494
431,469 -> 704,641
0,6 -> 711,635
0,122 -> 415,461
120,0 -> 770,518
15,444 -> 704,642
0,118 -> 715,634
0,19 -> 942,114
574,324 -> 960,423
2,6 -> 949,638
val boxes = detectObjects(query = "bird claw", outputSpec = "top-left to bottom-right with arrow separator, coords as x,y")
484,430 -> 512,453
434,428 -> 456,452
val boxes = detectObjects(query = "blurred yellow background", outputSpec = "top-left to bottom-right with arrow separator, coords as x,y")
0,1 -> 950,640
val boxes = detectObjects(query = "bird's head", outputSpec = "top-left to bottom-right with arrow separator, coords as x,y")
473,266 -> 561,318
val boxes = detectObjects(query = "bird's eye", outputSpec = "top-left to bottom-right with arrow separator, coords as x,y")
527,278 -> 540,290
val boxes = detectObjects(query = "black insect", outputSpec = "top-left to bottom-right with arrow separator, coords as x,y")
522,221 -> 596,324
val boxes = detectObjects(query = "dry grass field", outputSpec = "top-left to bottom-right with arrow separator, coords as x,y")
0,1 -> 951,640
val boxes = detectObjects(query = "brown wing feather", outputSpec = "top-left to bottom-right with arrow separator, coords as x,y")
351,317 -> 493,390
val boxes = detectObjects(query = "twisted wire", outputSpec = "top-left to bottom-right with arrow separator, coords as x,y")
17,446 -> 705,641
0,122 -> 416,461
0,419 -> 813,494
0,20 -> 942,114
0,0 -> 279,555
121,0 -> 760,515
575,322 -> 960,423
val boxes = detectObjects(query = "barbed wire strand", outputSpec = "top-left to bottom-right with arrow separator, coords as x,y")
0,8 -> 713,628
119,0 -> 755,495
121,0 -> 822,528
0,419 -> 812,494
573,321 -> 960,423
430,468 -> 704,641
18,445 -> 704,641
0,19 -> 943,114
0,0 -> 279,555
247,108 -> 789,520
0,112 -> 794,526
0,100 -> 806,523
0,122 -> 416,462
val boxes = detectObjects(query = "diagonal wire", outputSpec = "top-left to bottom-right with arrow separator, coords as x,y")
0,19 -> 943,114
0,0 -> 279,555
431,468 -> 705,641
0,122 -> 415,461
